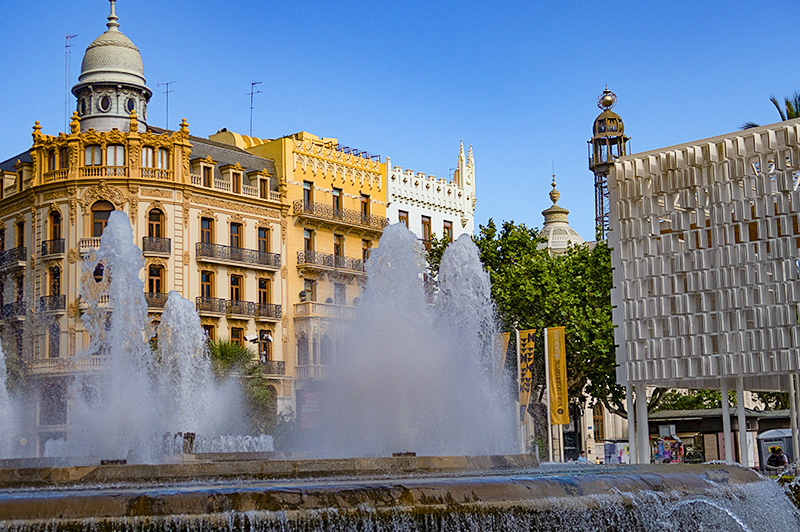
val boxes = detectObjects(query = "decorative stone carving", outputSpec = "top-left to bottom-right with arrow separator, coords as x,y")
182,251 -> 190,265
141,188 -> 172,199
68,249 -> 78,264
67,302 -> 79,319
128,184 -> 139,194
193,196 -> 280,220
68,199 -> 77,224
130,198 -> 138,219
81,181 -> 126,212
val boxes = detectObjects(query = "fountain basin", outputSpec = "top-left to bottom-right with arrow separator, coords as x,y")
0,457 -> 797,531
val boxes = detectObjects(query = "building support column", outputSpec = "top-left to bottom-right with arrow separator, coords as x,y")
635,383 -> 649,463
736,376 -> 747,466
721,378 -> 733,462
625,381 -> 637,464
789,374 -> 799,462
794,374 -> 800,459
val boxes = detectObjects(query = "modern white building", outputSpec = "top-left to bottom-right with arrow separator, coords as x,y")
609,118 -> 800,464
386,142 -> 476,246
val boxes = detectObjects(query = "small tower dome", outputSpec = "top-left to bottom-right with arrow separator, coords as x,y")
71,0 -> 151,132
538,176 -> 584,254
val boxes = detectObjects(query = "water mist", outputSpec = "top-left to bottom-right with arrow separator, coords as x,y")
312,225 -> 515,458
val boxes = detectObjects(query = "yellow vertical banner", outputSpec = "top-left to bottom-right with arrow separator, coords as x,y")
547,326 -> 569,425
518,329 -> 536,423
496,332 -> 511,381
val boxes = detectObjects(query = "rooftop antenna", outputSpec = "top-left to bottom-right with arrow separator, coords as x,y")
158,81 -> 176,129
248,81 -> 262,136
64,33 -> 78,132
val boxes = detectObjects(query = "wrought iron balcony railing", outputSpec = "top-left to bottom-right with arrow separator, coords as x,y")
228,299 -> 255,316
0,246 -> 26,268
1,301 -> 26,319
142,236 -> 171,254
196,242 -> 280,268
39,294 -> 66,312
41,239 -> 65,256
297,250 -> 364,272
196,296 -> 228,314
145,292 -> 169,308
293,200 -> 388,230
262,360 -> 286,375
256,302 -> 282,319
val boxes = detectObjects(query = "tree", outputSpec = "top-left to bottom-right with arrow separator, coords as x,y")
741,91 -> 800,129
207,339 -> 277,434
656,389 -> 736,411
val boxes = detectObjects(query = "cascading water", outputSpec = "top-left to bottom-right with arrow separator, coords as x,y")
54,212 -> 264,461
313,225 -> 515,458
0,341 -> 18,459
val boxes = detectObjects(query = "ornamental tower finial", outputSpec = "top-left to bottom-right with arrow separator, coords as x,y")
107,0 -> 120,31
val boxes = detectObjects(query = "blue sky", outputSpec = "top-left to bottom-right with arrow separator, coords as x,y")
1,1 -> 798,239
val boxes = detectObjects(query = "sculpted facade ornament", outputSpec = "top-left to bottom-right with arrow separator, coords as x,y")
193,196 -> 280,220
128,184 -> 139,194
146,257 -> 168,269
43,191 -> 66,202
130,198 -> 138,219
67,248 -> 78,264
139,130 -> 174,148
141,188 -> 172,199
68,302 -> 79,319
69,199 -> 77,224
198,208 -> 218,221
182,251 -> 190,265
81,181 -> 125,211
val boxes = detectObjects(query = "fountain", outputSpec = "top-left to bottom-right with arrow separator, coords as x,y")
0,219 -> 798,530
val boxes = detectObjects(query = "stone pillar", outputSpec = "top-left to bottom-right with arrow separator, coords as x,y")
635,383 -> 649,463
789,374 -> 799,462
625,382 -> 637,464
736,377 -> 747,465
721,378 -> 733,461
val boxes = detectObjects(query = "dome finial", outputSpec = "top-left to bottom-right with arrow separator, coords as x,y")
597,87 -> 617,110
107,0 -> 120,31
549,173 -> 560,205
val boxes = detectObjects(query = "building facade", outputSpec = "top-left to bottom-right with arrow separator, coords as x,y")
386,142 -> 475,246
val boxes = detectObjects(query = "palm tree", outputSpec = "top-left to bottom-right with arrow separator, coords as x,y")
741,91 -> 800,129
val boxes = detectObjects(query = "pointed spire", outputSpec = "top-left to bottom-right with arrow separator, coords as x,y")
549,174 -> 560,205
107,0 -> 120,31
459,140 -> 465,162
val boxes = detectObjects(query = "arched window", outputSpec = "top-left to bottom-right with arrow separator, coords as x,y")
91,201 -> 114,237
320,334 -> 333,366
49,211 -> 62,240
148,209 -> 163,238
49,266 -> 61,296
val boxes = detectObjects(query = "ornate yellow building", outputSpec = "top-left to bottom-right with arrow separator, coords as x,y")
209,130 -> 388,426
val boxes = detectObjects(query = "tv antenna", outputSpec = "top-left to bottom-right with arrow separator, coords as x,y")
157,81 -> 177,128
247,81 -> 262,136
64,33 -> 78,131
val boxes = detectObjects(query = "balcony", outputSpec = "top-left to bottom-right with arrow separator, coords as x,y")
1,301 -> 26,320
140,168 -> 173,180
196,242 -> 280,271
39,294 -> 66,313
0,246 -> 26,269
80,166 -> 128,178
41,239 -> 65,257
142,236 -> 171,255
294,301 -> 355,320
145,292 -> 169,309
43,169 -> 68,183
262,360 -> 286,376
191,174 -> 282,202
293,200 -> 388,231
79,238 -> 101,255
296,364 -> 329,381
26,355 -> 110,376
297,250 -> 364,274
195,297 -> 281,320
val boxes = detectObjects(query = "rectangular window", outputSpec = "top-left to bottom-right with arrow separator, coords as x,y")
259,178 -> 269,199
16,275 -> 24,301
200,218 -> 213,244
48,151 -> 56,172
48,323 -> 60,359
230,223 -> 242,248
142,147 -> 154,168
334,283 -> 346,305
258,278 -> 271,305
0,229 -> 5,252
148,266 -> 163,293
107,145 -> 125,167
398,210 -> 409,228
258,227 -> 270,253
59,148 -> 68,169
231,327 -> 244,347
334,234 -> 344,257
361,194 -> 370,220
332,188 -> 342,215
303,181 -> 313,205
304,229 -> 314,252
443,220 -> 453,242
85,145 -> 102,166
200,271 -> 214,298
362,239 -> 372,262
16,221 -> 24,248
157,148 -> 169,170
202,324 -> 215,341
232,172 -> 241,194
148,211 -> 162,238
259,330 -> 272,362
230,275 -> 242,301
202,166 -> 212,187
304,279 -> 316,302
421,216 -> 432,250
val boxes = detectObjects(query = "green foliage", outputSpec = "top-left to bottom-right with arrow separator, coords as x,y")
656,389 -> 736,411
770,92 -> 800,121
753,391 -> 790,410
208,339 -> 277,434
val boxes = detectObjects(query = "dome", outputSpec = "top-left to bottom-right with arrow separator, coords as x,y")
73,1 -> 148,90
592,109 -> 625,137
538,177 -> 585,254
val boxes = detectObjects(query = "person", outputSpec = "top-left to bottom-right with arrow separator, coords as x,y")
577,451 -> 588,463
766,446 -> 789,471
